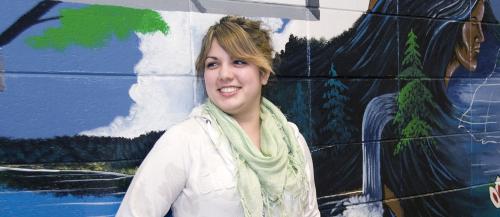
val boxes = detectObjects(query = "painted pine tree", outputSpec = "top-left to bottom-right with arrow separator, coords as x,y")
393,29 -> 437,155
321,64 -> 354,144
287,82 -> 312,141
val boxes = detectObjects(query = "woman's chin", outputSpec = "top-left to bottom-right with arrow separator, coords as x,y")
467,63 -> 478,72
213,100 -> 242,115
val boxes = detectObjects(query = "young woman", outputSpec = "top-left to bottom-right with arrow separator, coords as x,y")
116,16 -> 320,217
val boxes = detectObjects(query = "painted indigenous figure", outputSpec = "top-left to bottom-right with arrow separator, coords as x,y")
299,0 -> 499,216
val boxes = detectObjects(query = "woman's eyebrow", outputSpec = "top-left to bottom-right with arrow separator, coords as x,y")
206,56 -> 218,60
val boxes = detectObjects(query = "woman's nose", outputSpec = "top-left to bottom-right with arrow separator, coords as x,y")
218,64 -> 234,80
476,23 -> 485,43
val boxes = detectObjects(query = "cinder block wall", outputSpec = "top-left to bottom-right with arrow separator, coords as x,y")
1,0 -> 499,216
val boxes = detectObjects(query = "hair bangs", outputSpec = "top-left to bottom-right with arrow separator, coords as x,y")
214,22 -> 261,65
195,16 -> 274,76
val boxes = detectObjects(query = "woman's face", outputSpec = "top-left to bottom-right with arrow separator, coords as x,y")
455,0 -> 485,71
203,39 -> 269,117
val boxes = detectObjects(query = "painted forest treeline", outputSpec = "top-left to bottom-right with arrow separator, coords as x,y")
0,131 -> 164,164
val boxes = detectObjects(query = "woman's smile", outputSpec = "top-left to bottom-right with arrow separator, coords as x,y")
218,86 -> 241,96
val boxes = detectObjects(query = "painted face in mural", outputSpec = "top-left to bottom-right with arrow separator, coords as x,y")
204,39 -> 270,118
454,0 -> 485,71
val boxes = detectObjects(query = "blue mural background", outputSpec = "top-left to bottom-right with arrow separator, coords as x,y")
1,0 -> 500,216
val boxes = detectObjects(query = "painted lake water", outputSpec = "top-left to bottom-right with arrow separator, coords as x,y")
0,167 -> 128,217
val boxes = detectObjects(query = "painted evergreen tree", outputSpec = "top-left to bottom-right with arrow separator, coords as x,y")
394,29 -> 437,155
288,82 -> 310,141
321,64 -> 354,144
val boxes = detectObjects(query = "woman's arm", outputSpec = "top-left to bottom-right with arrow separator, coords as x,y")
116,126 -> 191,217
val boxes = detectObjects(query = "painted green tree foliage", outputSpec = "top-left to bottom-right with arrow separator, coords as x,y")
27,5 -> 169,50
394,30 -> 437,155
288,82 -> 311,141
321,64 -> 354,144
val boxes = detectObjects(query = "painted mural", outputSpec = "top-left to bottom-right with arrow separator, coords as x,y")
1,0 -> 500,216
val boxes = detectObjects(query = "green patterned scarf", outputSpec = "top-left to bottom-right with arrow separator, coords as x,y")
204,97 -> 308,217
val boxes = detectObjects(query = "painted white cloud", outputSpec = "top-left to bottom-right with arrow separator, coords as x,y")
80,11 -> 202,138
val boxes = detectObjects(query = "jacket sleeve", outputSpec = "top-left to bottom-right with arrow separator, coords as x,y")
289,122 -> 321,217
116,126 -> 190,217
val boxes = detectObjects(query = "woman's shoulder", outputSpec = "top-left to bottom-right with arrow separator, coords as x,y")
155,117 -> 207,148
286,121 -> 313,154
286,121 -> 302,139
167,117 -> 203,135
287,121 -> 299,131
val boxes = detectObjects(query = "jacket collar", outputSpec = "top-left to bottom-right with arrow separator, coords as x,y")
190,104 -> 236,170
189,104 -> 225,149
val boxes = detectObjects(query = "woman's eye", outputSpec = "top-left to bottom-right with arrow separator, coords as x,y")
205,62 -> 217,69
234,60 -> 247,65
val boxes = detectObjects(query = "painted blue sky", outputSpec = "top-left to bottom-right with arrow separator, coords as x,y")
1,0 -> 141,74
0,0 -> 140,138
0,74 -> 134,138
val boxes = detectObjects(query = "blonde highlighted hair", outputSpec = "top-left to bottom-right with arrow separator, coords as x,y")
195,16 -> 274,76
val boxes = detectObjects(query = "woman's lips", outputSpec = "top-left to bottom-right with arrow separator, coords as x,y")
473,45 -> 481,53
218,86 -> 241,97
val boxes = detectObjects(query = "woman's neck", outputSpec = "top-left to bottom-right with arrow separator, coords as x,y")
233,108 -> 261,151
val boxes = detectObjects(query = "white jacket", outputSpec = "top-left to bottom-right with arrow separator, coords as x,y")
116,106 -> 320,217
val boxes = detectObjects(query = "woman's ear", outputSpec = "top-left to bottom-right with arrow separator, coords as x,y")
260,71 -> 271,85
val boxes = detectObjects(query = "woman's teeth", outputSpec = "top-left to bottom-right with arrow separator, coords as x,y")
220,87 -> 239,93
